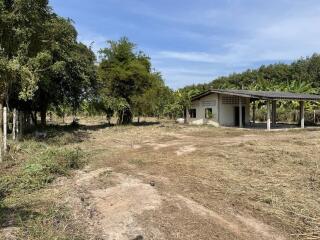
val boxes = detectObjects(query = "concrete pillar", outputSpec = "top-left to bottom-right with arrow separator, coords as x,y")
300,101 -> 305,129
239,97 -> 243,128
252,100 -> 256,125
272,100 -> 276,127
267,101 -> 271,131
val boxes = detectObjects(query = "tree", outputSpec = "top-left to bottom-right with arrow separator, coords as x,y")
98,37 -> 153,124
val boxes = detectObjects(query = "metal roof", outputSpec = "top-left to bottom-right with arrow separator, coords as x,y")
191,89 -> 320,101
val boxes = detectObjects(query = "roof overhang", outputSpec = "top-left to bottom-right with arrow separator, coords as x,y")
191,89 -> 320,102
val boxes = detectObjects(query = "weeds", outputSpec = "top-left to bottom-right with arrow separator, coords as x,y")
0,131 -> 86,239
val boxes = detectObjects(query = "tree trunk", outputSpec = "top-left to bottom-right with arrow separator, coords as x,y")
30,111 -> 37,126
40,109 -> 47,128
121,109 -> 132,125
13,108 -> 16,141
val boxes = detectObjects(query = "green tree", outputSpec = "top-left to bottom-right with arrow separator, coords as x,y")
98,37 -> 153,124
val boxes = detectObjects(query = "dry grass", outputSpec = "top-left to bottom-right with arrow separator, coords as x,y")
1,117 -> 320,239
79,119 -> 320,239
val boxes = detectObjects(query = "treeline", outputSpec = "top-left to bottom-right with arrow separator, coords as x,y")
0,0 -> 182,129
0,0 -> 96,126
2,1 -> 320,140
0,0 -> 190,161
180,54 -> 320,95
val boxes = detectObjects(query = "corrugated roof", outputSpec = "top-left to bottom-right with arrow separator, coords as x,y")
191,89 -> 320,101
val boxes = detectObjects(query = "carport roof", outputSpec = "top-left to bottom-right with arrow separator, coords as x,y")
191,89 -> 320,101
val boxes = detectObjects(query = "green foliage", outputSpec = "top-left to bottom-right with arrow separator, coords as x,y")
98,37 -> 165,124
0,0 -> 97,126
177,54 -> 320,120
0,145 -> 84,198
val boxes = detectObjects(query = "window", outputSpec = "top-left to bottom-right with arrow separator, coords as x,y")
205,108 -> 213,119
189,109 -> 197,118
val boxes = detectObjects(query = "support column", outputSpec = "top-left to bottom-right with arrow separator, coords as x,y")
300,101 -> 305,129
239,97 -> 243,128
252,100 -> 256,125
267,101 -> 271,131
3,106 -> 7,154
272,100 -> 277,127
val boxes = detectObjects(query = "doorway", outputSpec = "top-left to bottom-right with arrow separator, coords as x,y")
234,106 -> 245,127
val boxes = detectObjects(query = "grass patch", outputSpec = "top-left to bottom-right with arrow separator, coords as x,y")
0,134 -> 86,239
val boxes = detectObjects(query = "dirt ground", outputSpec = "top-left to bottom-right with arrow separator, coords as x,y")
55,119 -> 320,240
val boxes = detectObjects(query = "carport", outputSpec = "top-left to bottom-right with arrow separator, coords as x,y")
207,89 -> 320,131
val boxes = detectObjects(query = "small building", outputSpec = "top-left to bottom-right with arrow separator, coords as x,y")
186,89 -> 320,130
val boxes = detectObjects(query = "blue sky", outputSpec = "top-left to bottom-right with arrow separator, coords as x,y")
50,0 -> 320,89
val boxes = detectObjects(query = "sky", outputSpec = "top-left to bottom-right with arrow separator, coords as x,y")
50,0 -> 320,89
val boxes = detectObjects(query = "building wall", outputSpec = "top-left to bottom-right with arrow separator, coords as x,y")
218,94 -> 250,126
187,93 -> 251,127
186,93 -> 219,126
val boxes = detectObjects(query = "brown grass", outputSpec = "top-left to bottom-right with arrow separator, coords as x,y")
2,117 -> 320,239
80,119 -> 320,239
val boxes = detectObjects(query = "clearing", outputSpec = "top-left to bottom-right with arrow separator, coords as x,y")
2,119 -> 320,240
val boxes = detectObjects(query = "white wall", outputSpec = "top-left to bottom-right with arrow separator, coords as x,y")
186,93 -> 219,126
218,94 -> 250,126
187,93 -> 251,127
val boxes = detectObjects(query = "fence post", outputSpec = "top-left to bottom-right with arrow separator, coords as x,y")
19,111 -> 23,140
0,103 -> 2,162
13,108 -> 17,141
3,106 -> 7,154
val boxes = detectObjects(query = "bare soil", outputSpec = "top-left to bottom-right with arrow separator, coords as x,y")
51,119 -> 320,239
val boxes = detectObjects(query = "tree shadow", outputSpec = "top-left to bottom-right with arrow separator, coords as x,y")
131,121 -> 160,127
0,206 -> 41,228
20,120 -> 161,144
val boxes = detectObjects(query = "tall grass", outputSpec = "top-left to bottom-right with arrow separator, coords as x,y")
0,130 -> 87,239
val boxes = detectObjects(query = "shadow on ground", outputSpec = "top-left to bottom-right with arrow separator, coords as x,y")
20,121 -> 161,145
0,206 -> 40,228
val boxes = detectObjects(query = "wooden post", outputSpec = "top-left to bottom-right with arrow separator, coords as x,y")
272,100 -> 276,127
16,110 -> 20,140
0,103 -> 2,162
267,101 -> 271,131
239,97 -> 243,128
3,106 -> 7,154
19,111 -> 23,139
252,100 -> 256,125
300,101 -> 305,129
314,110 -> 316,124
13,108 -> 16,141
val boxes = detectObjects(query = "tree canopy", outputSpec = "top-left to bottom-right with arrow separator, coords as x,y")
97,37 -> 169,124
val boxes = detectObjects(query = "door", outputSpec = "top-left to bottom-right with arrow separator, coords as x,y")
234,107 -> 246,126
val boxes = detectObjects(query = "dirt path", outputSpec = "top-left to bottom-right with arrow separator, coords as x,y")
61,166 -> 286,240
54,122 -> 304,240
